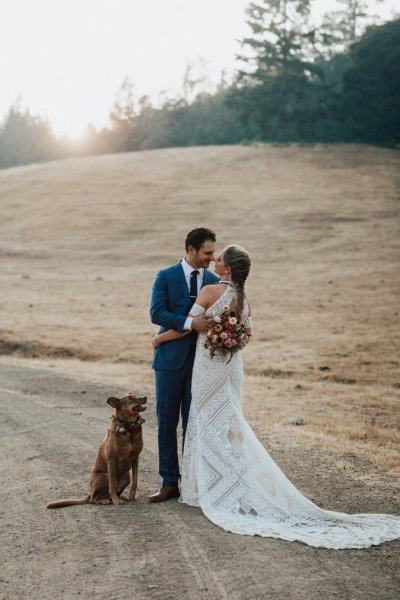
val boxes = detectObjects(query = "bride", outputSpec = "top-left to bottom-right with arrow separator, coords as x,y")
153,245 -> 400,549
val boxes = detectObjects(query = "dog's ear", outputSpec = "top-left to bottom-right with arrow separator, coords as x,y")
107,397 -> 121,408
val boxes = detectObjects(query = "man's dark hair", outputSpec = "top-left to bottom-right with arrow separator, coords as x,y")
185,228 -> 216,252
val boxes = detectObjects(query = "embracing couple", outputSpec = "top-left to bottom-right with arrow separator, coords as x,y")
149,228 -> 400,549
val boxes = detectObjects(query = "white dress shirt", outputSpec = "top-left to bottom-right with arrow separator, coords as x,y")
181,258 -> 204,330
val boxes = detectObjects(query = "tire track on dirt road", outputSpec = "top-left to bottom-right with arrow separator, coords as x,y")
1,361 -> 399,600
0,363 -> 232,599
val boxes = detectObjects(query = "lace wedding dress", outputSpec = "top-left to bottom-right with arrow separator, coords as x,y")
180,286 -> 400,549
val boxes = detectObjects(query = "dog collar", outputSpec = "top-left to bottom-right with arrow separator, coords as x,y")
111,416 -> 145,434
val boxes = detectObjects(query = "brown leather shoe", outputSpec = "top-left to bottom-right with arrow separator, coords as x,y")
148,484 -> 180,503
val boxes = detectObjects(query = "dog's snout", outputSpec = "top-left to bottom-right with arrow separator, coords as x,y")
130,396 -> 147,412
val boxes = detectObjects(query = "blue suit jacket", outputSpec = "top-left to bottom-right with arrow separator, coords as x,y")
150,262 -> 220,370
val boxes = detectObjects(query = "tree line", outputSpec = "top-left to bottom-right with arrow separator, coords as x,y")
0,0 -> 399,169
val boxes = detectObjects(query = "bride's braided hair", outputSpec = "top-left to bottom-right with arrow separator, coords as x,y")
223,245 -> 251,315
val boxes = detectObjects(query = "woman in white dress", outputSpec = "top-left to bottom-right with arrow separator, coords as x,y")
153,245 -> 400,549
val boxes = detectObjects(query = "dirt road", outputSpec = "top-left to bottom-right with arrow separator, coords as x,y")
1,360 -> 399,600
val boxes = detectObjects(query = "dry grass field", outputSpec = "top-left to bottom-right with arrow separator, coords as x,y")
1,143 -> 399,476
1,144 -> 400,599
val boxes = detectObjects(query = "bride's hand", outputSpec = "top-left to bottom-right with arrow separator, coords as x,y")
151,334 -> 159,349
192,314 -> 213,333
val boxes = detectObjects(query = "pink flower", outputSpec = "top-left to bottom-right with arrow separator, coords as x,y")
220,332 -> 228,340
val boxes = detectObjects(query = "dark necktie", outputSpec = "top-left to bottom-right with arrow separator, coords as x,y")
189,270 -> 199,305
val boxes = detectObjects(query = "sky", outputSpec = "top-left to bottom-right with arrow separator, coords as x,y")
0,0 -> 398,137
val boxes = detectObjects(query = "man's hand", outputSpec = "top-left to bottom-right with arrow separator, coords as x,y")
192,314 -> 213,334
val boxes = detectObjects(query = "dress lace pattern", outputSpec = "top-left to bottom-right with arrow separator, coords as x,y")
180,287 -> 400,549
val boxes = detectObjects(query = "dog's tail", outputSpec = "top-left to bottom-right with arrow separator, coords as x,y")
46,495 -> 90,509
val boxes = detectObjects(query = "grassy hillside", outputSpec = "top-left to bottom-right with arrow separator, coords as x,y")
1,144 -> 399,473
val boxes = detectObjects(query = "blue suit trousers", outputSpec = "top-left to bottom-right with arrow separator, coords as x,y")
155,347 -> 195,486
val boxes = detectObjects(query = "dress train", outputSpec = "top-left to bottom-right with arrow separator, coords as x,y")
180,289 -> 400,549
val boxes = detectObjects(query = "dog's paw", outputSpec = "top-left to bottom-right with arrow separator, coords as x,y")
112,497 -> 125,506
96,499 -> 112,505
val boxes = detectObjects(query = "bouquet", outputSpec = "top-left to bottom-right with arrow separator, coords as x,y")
204,305 -> 251,361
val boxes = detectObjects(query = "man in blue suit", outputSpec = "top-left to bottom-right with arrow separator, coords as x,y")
149,228 -> 219,502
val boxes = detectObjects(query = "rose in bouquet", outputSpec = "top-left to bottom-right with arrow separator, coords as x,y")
204,305 -> 251,361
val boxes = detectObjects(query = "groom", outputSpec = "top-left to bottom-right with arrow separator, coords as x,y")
149,227 -> 219,502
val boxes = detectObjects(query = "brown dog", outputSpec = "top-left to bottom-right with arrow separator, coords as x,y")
47,392 -> 146,508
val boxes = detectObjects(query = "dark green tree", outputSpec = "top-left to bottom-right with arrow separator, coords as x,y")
321,0 -> 384,54
311,1 -> 385,142
108,77 -> 137,151
228,0 -> 328,141
342,18 -> 400,144
0,102 -> 58,169
110,77 -> 137,125
126,87 -> 259,151
319,0 -> 385,62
